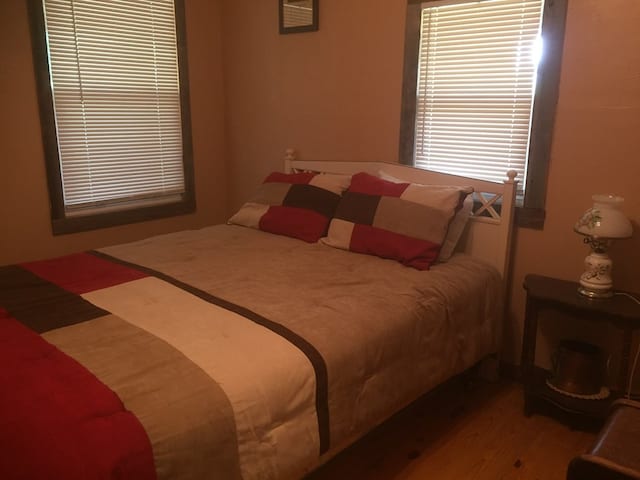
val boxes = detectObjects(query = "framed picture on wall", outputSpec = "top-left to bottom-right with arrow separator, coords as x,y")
279,0 -> 318,34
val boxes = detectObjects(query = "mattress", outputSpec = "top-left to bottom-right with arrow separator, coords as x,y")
0,224 -> 502,479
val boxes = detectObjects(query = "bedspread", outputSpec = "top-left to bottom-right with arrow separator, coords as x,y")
0,225 -> 502,479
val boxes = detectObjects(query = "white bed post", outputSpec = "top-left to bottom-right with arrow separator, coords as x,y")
495,170 -> 518,288
499,170 -> 518,294
284,149 -> 296,173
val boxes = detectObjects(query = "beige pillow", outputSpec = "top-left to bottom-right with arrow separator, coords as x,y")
378,170 -> 473,262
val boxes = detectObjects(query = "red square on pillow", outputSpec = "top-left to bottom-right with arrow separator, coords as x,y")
259,206 -> 329,243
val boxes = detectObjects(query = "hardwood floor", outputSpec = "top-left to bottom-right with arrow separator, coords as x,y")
306,379 -> 596,480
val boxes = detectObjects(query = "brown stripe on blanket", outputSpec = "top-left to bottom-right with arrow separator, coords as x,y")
43,315 -> 243,480
89,249 -> 331,455
0,265 -> 108,333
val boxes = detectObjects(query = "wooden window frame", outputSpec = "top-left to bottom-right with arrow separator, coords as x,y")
27,0 -> 196,235
399,0 -> 568,229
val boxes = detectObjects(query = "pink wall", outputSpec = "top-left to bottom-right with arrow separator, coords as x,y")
0,0 -> 228,265
221,0 -> 640,364
222,0 -> 406,208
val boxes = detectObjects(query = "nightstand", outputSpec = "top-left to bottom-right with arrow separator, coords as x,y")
521,274 -> 640,423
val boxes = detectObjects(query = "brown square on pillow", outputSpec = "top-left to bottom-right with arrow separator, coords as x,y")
334,192 -> 381,225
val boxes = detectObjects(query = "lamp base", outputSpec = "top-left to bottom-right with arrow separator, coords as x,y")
578,251 -> 614,299
577,285 -> 614,299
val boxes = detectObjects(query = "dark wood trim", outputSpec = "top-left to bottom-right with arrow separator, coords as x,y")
279,0 -> 319,34
515,207 -> 546,230
398,1 -> 422,166
174,0 -> 196,211
28,0 -> 197,235
27,0 -> 66,220
51,201 -> 195,235
523,0 -> 568,213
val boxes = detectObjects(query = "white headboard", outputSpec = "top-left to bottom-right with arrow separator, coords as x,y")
284,149 -> 518,282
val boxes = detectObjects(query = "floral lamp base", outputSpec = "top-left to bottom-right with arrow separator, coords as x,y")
578,251 -> 614,298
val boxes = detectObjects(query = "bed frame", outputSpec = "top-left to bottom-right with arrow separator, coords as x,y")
284,148 -> 518,283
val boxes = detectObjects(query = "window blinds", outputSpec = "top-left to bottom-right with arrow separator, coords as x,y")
42,0 -> 185,215
415,0 -> 544,196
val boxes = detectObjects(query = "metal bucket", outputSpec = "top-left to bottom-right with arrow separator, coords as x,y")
548,340 -> 605,396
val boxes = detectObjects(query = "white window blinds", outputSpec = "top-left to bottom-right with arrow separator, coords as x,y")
414,0 -> 544,196
42,0 -> 185,215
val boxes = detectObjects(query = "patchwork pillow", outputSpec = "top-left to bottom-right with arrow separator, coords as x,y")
228,172 -> 351,243
378,170 -> 474,262
322,172 -> 472,270
438,195 -> 474,262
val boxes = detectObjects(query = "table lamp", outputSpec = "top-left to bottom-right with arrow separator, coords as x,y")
574,194 -> 633,298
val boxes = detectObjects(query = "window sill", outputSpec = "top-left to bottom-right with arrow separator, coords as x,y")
51,199 -> 196,235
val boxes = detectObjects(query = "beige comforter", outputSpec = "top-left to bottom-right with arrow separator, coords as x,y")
32,225 -> 501,479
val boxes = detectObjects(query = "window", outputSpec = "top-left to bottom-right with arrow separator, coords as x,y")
400,0 -> 567,228
29,0 -> 194,234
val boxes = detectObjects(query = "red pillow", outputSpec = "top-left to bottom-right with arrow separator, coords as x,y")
228,172 -> 351,243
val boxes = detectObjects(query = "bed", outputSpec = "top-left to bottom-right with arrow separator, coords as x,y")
0,151 -> 518,480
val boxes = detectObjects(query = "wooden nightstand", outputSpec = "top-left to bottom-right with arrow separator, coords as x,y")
521,274 -> 640,423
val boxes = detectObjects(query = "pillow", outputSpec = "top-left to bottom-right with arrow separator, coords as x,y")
321,172 -> 472,270
228,172 -> 351,243
438,194 -> 473,261
378,170 -> 474,262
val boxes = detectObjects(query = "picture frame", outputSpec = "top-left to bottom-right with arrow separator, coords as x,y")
279,0 -> 318,34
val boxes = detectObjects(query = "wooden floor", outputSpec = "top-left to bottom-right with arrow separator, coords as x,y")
306,379 -> 596,480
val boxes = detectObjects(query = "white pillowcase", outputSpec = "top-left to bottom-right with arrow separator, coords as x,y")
377,170 -> 473,262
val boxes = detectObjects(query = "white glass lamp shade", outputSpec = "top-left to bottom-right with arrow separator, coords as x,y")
574,194 -> 633,239
574,194 -> 633,298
